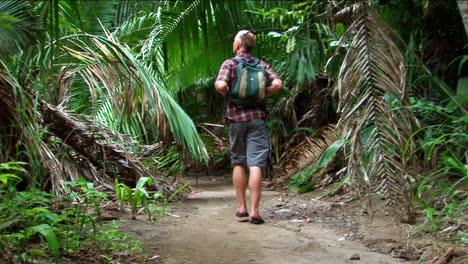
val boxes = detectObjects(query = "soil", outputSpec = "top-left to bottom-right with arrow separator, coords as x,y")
107,174 -> 444,264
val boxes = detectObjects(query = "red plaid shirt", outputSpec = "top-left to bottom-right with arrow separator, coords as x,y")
216,51 -> 279,122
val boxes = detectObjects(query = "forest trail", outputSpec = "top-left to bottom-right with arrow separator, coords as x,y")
118,176 -> 412,264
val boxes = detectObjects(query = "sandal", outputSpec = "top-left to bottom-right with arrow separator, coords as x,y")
235,210 -> 249,217
249,217 -> 265,224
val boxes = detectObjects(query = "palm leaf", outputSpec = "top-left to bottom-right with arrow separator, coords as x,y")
0,0 -> 42,58
61,33 -> 208,162
0,55 -> 83,192
272,124 -> 339,185
1,51 -> 175,195
335,3 -> 420,222
137,0 -> 286,93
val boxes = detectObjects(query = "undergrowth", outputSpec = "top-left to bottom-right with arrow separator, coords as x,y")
0,162 -> 151,263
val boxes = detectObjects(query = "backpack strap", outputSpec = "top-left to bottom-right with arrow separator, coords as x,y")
232,56 -> 243,64
232,56 -> 259,66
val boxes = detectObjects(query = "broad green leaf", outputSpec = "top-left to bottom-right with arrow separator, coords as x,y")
456,77 -> 468,103
26,224 -> 60,263
0,161 -> 27,172
136,176 -> 153,190
298,181 -> 318,194
0,173 -> 21,184
456,55 -> 468,76
335,23 -> 344,37
0,13 -> 20,23
315,139 -> 347,169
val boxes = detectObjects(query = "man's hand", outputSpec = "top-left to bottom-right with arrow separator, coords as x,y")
266,78 -> 283,96
215,80 -> 229,96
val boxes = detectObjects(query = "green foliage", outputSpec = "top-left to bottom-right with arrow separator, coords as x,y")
64,178 -> 108,225
152,144 -> 182,178
0,163 -> 144,263
114,179 -> 126,211
297,181 -> 319,194
164,181 -> 191,203
0,1 -> 42,58
0,161 -> 60,263
404,94 -> 468,234
316,139 -> 347,169
0,161 -> 26,185
415,156 -> 467,234
91,220 -> 144,255
1,0 -> 467,259
289,139 -> 346,193
289,165 -> 314,190
26,224 -> 60,263
115,177 -> 166,220
0,191 -> 61,263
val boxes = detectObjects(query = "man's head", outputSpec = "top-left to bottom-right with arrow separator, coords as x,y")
233,30 -> 256,53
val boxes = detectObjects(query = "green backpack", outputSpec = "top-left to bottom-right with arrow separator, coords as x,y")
229,56 -> 267,108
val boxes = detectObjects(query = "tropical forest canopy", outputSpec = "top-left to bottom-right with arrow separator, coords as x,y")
0,0 -> 466,262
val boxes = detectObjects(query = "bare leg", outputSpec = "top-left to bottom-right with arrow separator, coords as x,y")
233,164 -> 247,214
248,166 -> 262,218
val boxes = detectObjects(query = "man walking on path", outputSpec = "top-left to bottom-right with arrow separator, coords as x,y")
215,30 -> 283,224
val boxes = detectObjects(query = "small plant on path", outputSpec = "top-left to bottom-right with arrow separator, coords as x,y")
115,177 -> 164,220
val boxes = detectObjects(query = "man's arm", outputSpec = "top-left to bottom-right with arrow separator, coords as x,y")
266,78 -> 283,96
215,80 -> 229,96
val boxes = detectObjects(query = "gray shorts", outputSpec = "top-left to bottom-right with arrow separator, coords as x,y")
228,118 -> 270,167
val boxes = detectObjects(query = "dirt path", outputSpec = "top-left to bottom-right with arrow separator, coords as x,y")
119,177 -> 412,264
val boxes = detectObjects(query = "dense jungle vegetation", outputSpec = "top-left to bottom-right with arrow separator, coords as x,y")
0,0 -> 466,263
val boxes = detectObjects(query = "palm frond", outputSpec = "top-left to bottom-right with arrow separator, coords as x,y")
1,50 -> 182,195
272,124 -> 339,185
335,3 -> 420,221
0,0 -> 42,58
113,12 -> 161,47
136,0 -> 287,94
61,33 -> 208,162
0,56 -> 84,192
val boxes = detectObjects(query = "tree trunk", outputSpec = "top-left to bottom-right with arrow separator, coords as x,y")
457,0 -> 468,37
